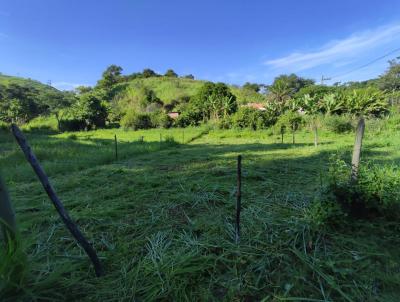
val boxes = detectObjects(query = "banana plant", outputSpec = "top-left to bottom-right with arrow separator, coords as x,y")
346,88 -> 388,116
322,93 -> 345,115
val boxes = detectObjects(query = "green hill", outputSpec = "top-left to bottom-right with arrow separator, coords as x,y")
113,76 -> 266,105
0,73 -> 59,94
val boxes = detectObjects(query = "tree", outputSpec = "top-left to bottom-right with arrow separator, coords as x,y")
0,84 -> 41,123
75,86 -> 93,95
269,74 -> 314,96
40,90 -> 75,130
165,69 -> 178,78
183,74 -> 194,80
142,68 -> 158,78
242,82 -> 260,92
378,59 -> 400,91
97,65 -> 123,89
73,92 -> 108,129
190,82 -> 237,121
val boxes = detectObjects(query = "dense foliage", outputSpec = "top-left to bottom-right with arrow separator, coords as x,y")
2,59 -> 399,132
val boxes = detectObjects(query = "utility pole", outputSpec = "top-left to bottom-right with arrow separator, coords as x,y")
320,75 -> 331,85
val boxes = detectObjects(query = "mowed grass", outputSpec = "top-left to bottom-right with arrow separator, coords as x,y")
1,120 -> 400,301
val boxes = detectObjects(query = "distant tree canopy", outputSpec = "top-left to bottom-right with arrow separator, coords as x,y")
242,82 -> 261,93
1,59 -> 397,132
189,82 -> 237,121
165,69 -> 178,78
183,74 -> 195,80
142,68 -> 158,78
97,65 -> 123,89
0,80 -> 68,124
378,59 -> 400,91
267,74 -> 315,111
72,92 -> 108,129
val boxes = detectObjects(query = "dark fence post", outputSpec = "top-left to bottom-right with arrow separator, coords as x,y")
235,155 -> 242,244
11,124 -> 104,277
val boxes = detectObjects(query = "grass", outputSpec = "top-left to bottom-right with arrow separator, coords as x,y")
1,118 -> 400,301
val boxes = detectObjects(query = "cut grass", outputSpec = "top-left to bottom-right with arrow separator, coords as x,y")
1,119 -> 400,301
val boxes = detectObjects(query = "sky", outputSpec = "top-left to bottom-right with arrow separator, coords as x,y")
1,0 -> 400,90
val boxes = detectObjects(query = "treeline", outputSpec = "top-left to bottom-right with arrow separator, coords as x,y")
1,59 -> 400,132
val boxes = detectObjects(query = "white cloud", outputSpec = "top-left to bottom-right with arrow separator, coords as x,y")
52,82 -> 91,91
264,23 -> 400,72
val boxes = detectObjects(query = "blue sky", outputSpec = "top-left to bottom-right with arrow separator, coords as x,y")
1,0 -> 400,90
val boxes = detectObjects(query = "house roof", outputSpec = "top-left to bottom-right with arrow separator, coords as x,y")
245,103 -> 267,111
167,112 -> 180,119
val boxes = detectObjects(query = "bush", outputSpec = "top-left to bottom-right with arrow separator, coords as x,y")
174,109 -> 202,127
0,121 -> 8,131
121,111 -> 152,130
59,119 -> 86,132
217,115 -> 233,129
149,112 -> 173,128
311,156 -> 400,224
232,107 -> 277,130
274,111 -> 304,133
323,114 -> 354,133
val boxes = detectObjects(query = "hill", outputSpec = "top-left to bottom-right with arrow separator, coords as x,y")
0,73 -> 70,124
0,73 -> 59,94
112,76 -> 266,105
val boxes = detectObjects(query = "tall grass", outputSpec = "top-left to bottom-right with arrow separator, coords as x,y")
1,114 -> 400,300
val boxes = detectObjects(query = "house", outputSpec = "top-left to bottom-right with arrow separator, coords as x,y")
244,103 -> 267,111
167,112 -> 180,119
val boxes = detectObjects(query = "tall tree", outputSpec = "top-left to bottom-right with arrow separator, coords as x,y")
164,69 -> 178,78
142,68 -> 158,78
378,59 -> 400,91
97,65 -> 123,89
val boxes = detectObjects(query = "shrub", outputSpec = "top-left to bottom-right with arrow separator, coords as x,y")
232,107 -> 276,130
174,109 -> 202,127
217,115 -> 233,129
59,119 -> 86,132
149,112 -> 173,128
163,135 -> 179,147
306,197 -> 345,228
274,111 -> 304,133
121,111 -> 152,130
323,114 -> 354,133
311,156 -> 400,224
0,121 -> 8,131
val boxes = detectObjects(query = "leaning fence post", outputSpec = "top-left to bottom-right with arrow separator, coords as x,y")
235,155 -> 242,244
0,174 -> 16,243
11,124 -> 104,277
351,118 -> 365,182
114,134 -> 118,160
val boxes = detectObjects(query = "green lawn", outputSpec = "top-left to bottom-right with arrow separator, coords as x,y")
1,121 -> 400,301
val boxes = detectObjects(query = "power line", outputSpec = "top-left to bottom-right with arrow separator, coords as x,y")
329,46 -> 400,81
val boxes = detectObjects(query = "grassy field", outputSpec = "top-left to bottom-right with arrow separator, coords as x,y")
1,119 -> 400,301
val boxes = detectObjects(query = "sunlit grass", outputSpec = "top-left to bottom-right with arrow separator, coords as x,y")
1,118 -> 400,301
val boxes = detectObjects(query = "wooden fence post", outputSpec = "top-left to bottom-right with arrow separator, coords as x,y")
0,174 -> 16,242
314,125 -> 318,147
351,118 -> 365,182
235,155 -> 242,244
11,124 -> 104,277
